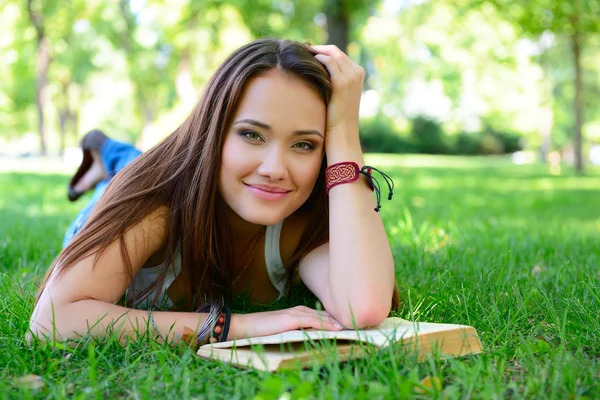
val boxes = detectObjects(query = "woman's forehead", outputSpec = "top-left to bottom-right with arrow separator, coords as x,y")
233,71 -> 326,132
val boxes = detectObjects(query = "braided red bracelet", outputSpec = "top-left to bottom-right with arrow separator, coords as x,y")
325,161 -> 394,212
325,162 -> 369,194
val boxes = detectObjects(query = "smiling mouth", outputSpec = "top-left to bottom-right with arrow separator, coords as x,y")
244,183 -> 291,200
244,183 -> 291,193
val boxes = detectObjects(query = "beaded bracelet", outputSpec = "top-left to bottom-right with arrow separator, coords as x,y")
179,300 -> 232,348
208,306 -> 231,344
196,300 -> 223,345
221,306 -> 231,342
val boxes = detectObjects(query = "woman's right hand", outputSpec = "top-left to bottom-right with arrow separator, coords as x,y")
231,306 -> 345,340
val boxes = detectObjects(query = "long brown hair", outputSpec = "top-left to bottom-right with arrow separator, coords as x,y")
35,39 -> 330,308
36,38 -> 400,311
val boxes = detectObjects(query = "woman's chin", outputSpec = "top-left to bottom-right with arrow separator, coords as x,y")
233,203 -> 298,226
240,210 -> 286,226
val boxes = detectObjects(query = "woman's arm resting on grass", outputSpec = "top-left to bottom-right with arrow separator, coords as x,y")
29,207 -> 341,343
29,299 -> 342,344
29,206 -> 171,342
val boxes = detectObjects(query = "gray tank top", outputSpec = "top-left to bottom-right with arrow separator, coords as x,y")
128,220 -> 286,309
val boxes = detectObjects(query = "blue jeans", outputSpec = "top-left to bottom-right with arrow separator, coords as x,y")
62,138 -> 142,248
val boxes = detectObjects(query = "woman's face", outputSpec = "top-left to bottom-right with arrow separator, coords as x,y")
219,69 -> 326,226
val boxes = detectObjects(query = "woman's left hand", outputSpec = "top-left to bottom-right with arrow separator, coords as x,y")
311,45 -> 365,150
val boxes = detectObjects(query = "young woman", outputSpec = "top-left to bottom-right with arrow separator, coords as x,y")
29,38 -> 397,347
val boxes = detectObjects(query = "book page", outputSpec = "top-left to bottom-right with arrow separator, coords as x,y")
204,317 -> 472,350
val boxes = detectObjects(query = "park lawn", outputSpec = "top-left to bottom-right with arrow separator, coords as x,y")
0,154 -> 599,399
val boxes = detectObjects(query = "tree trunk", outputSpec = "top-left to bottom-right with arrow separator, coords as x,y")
570,27 -> 584,173
57,80 -> 71,155
72,110 -> 79,143
118,0 -> 156,150
27,0 -> 51,155
325,0 -> 349,53
35,37 -> 51,155
538,52 -> 553,162
58,110 -> 67,156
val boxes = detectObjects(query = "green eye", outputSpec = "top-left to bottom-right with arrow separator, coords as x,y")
293,142 -> 315,150
241,130 -> 261,141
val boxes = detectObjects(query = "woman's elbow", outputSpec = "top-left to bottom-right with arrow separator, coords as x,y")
27,323 -> 49,343
340,301 -> 391,329
27,303 -> 69,342
27,318 -> 55,343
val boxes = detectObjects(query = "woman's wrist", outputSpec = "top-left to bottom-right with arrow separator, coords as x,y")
325,128 -> 364,165
223,310 -> 293,341
226,313 -> 250,341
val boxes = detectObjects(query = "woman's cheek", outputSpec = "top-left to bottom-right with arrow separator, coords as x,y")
296,157 -> 322,194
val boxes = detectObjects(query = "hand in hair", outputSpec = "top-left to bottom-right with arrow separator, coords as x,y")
310,44 -> 365,150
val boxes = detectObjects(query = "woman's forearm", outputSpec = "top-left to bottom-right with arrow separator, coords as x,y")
325,132 -> 395,327
29,299 -> 206,344
28,300 -> 342,345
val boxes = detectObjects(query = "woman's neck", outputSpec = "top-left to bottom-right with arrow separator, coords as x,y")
222,204 -> 265,243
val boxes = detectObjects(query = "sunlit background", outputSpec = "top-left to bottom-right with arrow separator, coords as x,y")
1,0 -> 599,172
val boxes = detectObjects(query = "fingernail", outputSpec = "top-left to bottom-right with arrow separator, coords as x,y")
333,320 -> 343,329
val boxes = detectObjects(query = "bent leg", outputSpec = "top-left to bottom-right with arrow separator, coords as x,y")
100,138 -> 143,180
63,138 -> 142,248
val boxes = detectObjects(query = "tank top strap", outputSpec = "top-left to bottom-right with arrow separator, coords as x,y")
264,219 -> 286,299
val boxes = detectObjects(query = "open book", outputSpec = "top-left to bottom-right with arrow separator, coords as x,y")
197,317 -> 482,371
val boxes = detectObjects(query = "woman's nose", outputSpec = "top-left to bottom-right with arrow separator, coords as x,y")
257,146 -> 287,181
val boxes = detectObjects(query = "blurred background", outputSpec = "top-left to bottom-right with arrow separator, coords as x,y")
1,0 -> 599,172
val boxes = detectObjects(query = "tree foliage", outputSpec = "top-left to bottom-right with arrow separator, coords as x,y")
1,0 -> 598,161
480,0 -> 600,171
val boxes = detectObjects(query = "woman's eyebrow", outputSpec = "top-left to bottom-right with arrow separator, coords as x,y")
234,119 -> 324,139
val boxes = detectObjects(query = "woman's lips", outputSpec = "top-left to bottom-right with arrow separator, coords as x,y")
244,184 -> 291,200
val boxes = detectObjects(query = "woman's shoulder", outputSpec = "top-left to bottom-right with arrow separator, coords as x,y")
138,205 -> 171,266
143,205 -> 170,232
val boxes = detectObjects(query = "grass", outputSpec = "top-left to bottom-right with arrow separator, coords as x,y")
1,154 -> 599,399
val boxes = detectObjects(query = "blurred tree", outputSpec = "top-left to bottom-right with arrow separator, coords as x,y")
324,0 -> 350,51
232,0 -> 323,43
161,0 -> 230,108
536,35 -> 554,163
49,0 -> 101,153
323,0 -> 377,52
169,1 -> 208,107
0,2 -> 36,141
26,0 -> 57,155
362,2 -> 538,136
4,0 -> 102,154
96,0 -> 176,148
483,0 -> 600,173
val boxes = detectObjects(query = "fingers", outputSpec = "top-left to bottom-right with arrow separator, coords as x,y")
309,44 -> 347,61
311,44 -> 351,74
310,45 -> 363,73
291,306 -> 344,331
310,44 -> 365,86
314,53 -> 342,78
